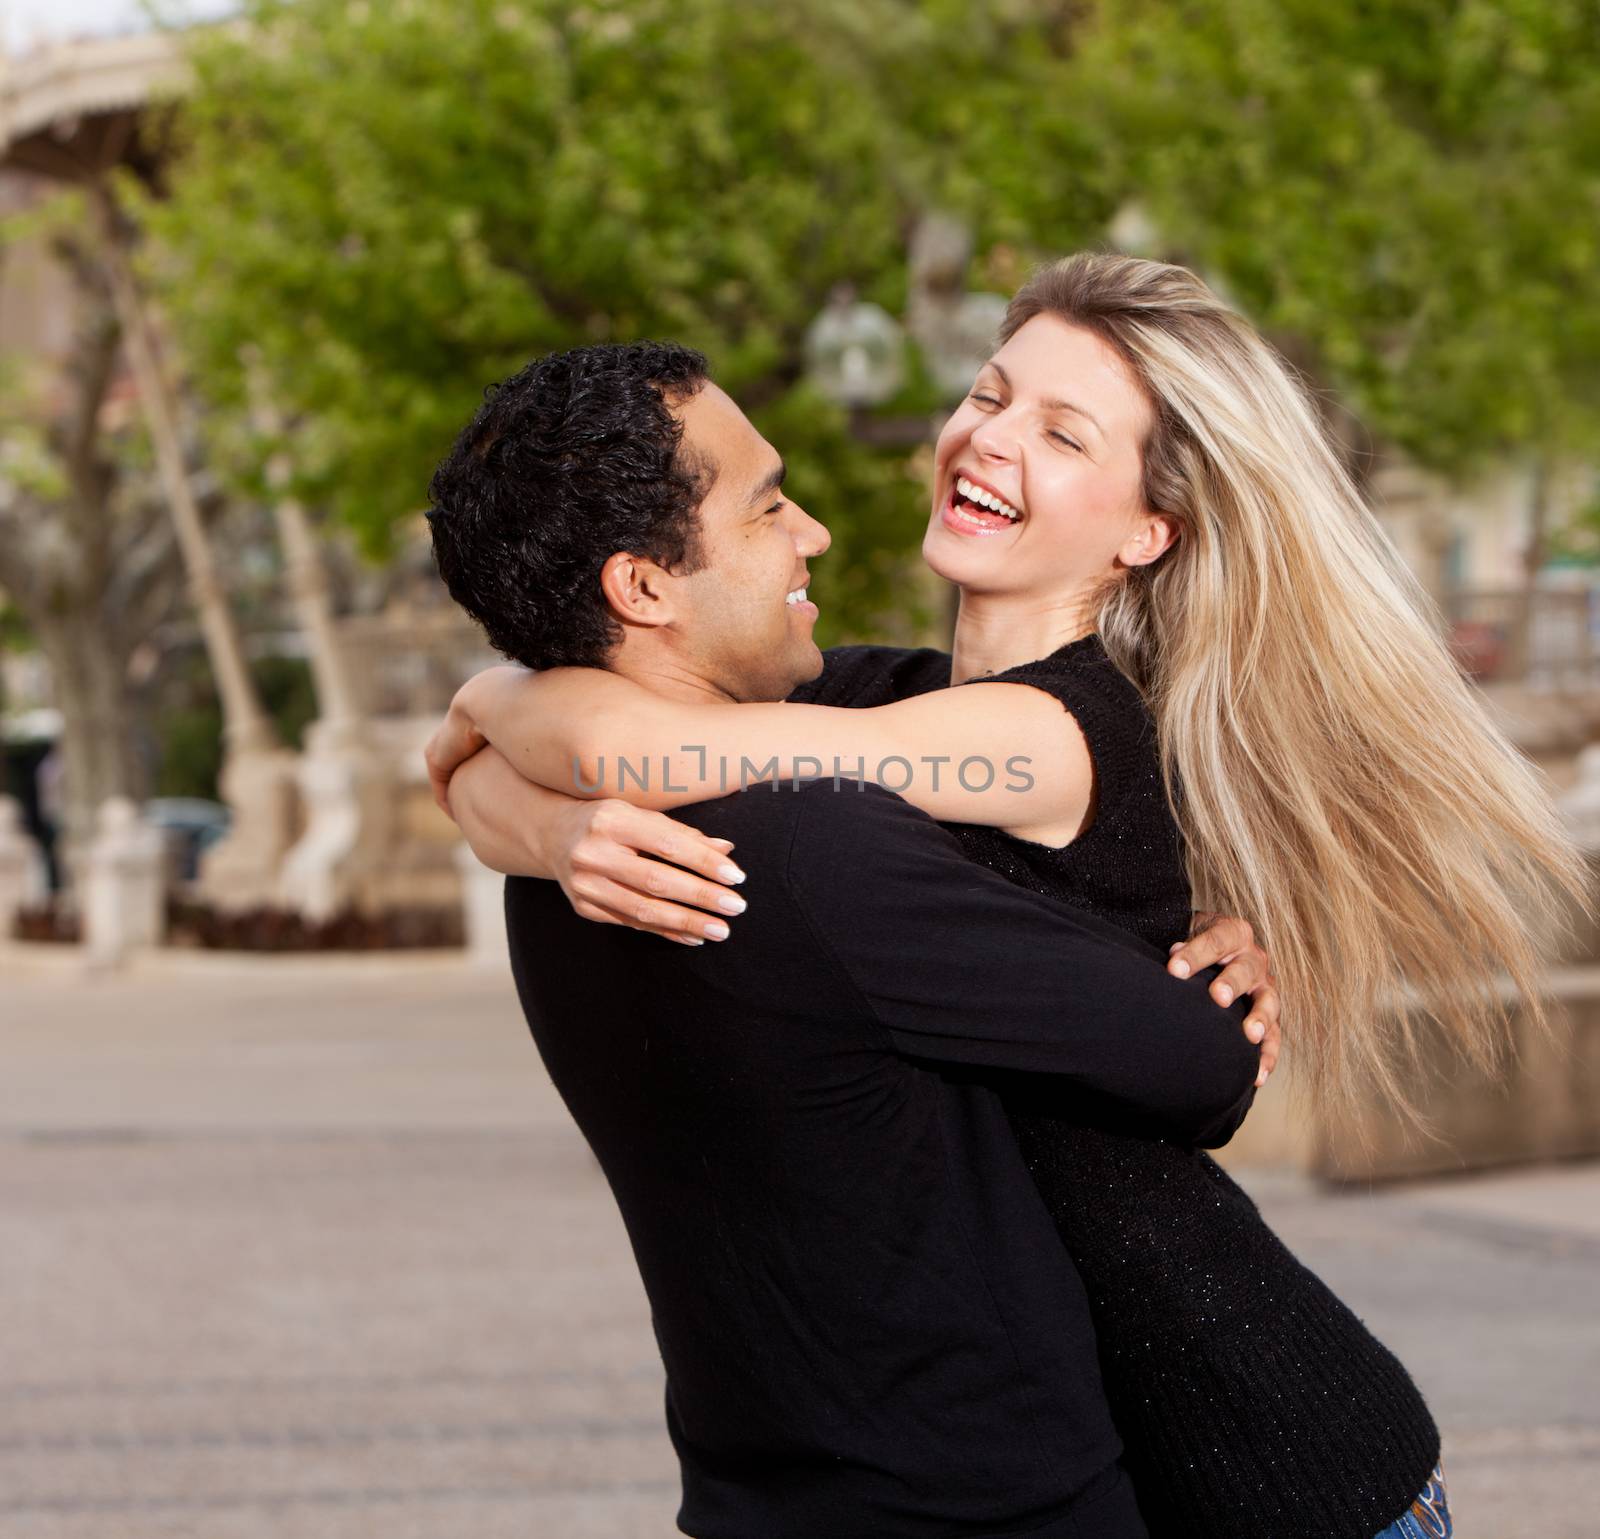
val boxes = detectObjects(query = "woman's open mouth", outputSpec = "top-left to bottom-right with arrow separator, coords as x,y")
942,474 -> 1023,537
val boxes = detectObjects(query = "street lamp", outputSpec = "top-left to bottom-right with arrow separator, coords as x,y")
905,212 -> 1008,406
805,213 -> 1007,421
805,214 -> 1008,644
803,283 -> 905,409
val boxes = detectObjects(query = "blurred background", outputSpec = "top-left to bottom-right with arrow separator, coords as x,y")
2,1 -> 1598,1535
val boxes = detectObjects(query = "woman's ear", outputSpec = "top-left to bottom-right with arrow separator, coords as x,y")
599,550 -> 674,629
1120,511 -> 1182,570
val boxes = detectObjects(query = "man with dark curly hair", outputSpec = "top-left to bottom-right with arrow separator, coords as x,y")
424,342 -> 1266,1539
429,340 -> 827,703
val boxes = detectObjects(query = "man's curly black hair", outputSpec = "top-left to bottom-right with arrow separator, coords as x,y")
427,341 -> 713,670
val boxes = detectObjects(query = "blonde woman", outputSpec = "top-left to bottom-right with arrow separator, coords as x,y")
430,256 -> 1582,1538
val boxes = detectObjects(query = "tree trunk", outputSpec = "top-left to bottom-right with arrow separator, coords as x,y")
0,201 -> 189,891
30,611 -> 148,879
249,383 -> 363,730
94,183 -> 279,755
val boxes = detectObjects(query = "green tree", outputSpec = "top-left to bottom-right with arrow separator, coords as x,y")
1046,0 -> 1600,486
142,0 -> 1014,643
0,195 -> 189,847
144,0 -> 1600,647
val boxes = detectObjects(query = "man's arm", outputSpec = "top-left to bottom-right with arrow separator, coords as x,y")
782,782 -> 1260,1147
447,745 -> 1284,1067
446,746 -> 749,944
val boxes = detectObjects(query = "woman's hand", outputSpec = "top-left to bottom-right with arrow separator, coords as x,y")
1168,915 -> 1282,1087
547,797 -> 750,947
428,662 -> 534,809
425,688 -> 495,817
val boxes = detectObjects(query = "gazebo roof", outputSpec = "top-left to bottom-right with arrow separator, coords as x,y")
0,32 -> 188,179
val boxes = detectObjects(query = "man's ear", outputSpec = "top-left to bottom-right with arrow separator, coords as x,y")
1120,511 -> 1181,570
599,549 -> 675,629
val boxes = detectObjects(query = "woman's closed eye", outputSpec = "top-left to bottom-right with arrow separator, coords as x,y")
970,391 -> 1080,453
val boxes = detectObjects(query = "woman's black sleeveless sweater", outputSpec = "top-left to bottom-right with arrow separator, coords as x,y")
789,636 -> 1440,1539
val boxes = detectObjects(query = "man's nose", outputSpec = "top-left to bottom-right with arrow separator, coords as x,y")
792,506 -> 831,557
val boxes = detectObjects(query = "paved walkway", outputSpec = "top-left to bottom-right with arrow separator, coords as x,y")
2,950 -> 1597,1537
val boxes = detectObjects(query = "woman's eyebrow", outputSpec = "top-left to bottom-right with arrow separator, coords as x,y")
1040,395 -> 1104,435
1036,390 -> 1100,438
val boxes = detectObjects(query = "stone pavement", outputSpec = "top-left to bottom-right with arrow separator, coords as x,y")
2,949 -> 1597,1538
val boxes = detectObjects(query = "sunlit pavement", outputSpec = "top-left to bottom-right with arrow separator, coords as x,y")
3,949 -> 1597,1537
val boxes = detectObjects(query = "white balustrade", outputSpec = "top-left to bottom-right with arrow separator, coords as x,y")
82,797 -> 165,966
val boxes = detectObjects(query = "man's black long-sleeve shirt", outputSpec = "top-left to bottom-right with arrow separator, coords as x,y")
504,780 -> 1257,1539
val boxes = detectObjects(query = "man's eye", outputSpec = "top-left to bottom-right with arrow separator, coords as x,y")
766,499 -> 786,515
970,393 -> 1001,407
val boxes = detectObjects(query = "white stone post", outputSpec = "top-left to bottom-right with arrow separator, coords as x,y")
1560,744 -> 1600,851
276,718 -> 394,922
454,840 -> 507,968
0,796 -> 47,940
82,797 -> 166,967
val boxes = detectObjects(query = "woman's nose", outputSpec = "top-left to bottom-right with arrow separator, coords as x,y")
969,412 -> 1019,463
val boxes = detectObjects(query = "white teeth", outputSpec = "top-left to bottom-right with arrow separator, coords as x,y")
785,588 -> 808,605
955,475 -> 1021,521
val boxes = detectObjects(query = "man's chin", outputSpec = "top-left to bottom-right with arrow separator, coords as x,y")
748,635 -> 823,703
766,636 -> 823,701
718,645 -> 820,703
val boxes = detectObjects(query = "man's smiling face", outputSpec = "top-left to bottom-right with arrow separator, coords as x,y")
662,384 -> 832,702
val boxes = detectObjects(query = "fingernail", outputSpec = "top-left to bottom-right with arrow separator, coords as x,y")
710,839 -> 736,850
1216,985 -> 1234,1006
683,937 -> 705,947
1255,1068 -> 1269,1088
716,894 -> 747,915
719,864 -> 746,884
1246,1019 -> 1265,1043
704,921 -> 730,941
1169,942 -> 1184,954
1170,959 -> 1191,978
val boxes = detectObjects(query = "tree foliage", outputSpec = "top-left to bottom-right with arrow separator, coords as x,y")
1052,0 -> 1600,476
143,0 -> 995,640
0,193 -> 188,838
142,0 -> 1600,648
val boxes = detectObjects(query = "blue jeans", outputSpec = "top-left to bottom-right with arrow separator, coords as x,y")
1373,1465 -> 1451,1538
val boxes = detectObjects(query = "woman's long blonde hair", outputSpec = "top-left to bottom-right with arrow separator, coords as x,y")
1004,253 -> 1590,1120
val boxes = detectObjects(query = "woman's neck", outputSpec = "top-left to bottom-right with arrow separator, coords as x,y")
949,591 -> 1096,684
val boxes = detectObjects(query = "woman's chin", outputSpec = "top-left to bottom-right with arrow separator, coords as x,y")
923,526 -> 992,585
921,523 -> 957,570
